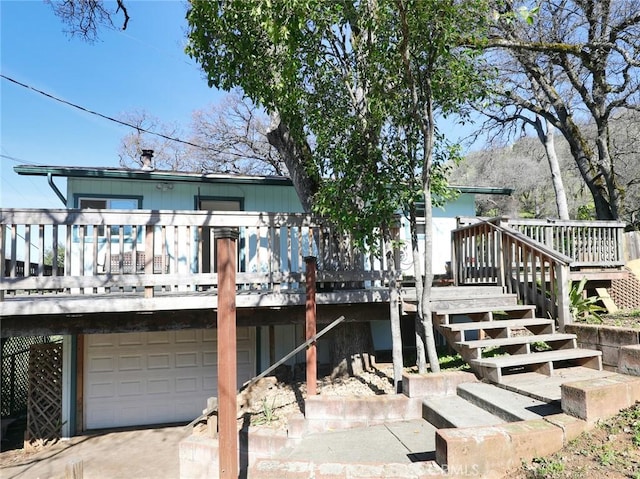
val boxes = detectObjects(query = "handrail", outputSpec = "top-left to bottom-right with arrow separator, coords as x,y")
456,216 -> 625,267
454,218 -> 573,266
186,314 -> 347,428
452,218 -> 572,330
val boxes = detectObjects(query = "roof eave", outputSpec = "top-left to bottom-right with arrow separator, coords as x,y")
13,165 -> 294,187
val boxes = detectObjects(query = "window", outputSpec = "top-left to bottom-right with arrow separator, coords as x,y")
197,199 -> 242,212
197,198 -> 242,273
75,196 -> 141,240
78,198 -> 140,210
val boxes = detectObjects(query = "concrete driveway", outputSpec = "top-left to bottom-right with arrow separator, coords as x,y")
0,425 -> 191,479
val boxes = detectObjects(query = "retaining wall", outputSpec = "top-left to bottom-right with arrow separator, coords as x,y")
565,323 -> 640,370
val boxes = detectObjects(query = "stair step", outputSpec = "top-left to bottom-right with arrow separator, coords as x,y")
499,367 -> 615,403
456,382 -> 562,422
429,297 -> 521,315
433,303 -> 536,317
422,395 -> 505,429
470,348 -> 603,384
431,285 -> 506,298
433,301 -> 536,324
439,318 -> 554,342
430,293 -> 519,309
457,333 -> 577,360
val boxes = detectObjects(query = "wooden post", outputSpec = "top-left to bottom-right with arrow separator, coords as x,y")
496,228 -> 505,288
556,263 -> 571,332
144,225 -> 154,298
305,256 -> 317,396
216,228 -> 239,479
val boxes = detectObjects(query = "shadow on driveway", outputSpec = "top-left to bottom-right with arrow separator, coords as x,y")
0,424 -> 191,479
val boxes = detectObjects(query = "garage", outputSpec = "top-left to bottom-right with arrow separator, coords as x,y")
84,328 -> 255,429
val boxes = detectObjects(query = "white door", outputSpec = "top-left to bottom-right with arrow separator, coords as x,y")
84,328 -> 255,429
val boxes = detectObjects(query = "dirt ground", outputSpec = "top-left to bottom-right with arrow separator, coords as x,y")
233,363 -> 396,430
506,402 -> 640,479
507,310 -> 640,479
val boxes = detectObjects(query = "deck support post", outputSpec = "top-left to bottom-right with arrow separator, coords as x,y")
216,228 -> 239,479
305,256 -> 317,396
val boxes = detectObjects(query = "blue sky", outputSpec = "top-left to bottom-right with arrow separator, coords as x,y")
1,0 -> 482,210
1,0 -> 225,208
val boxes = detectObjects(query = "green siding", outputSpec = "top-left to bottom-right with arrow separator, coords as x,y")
67,178 -> 304,212
67,177 -> 474,215
433,193 -> 476,218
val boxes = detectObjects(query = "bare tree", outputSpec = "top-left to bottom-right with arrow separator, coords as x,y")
610,110 -> 640,227
475,101 -> 571,219
452,134 -> 591,218
117,94 -> 286,176
118,110 -> 198,171
45,0 -> 130,42
189,92 -> 287,176
484,0 -> 640,220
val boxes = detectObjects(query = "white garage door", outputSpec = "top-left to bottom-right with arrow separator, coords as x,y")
84,328 -> 255,429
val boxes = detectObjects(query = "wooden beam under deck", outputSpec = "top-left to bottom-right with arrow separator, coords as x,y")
0,302 -> 391,337
0,288 -> 390,318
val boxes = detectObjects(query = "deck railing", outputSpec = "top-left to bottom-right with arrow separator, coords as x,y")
1,209 -> 393,300
501,218 -> 626,267
453,219 -> 578,330
457,217 -> 626,267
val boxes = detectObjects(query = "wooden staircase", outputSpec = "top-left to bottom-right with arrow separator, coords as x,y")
431,286 -> 603,383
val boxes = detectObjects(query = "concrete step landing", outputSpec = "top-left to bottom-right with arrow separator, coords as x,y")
422,381 -> 562,429
471,348 -> 602,383
456,381 -> 561,422
422,394 -> 504,429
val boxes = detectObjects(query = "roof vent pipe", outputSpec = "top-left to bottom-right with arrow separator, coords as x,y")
141,149 -> 154,171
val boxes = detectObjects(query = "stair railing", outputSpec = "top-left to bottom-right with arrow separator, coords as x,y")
452,218 -> 573,331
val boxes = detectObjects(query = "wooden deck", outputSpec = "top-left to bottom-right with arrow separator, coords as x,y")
1,209 -> 629,337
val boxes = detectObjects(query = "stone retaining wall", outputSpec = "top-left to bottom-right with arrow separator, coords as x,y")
565,323 -> 640,370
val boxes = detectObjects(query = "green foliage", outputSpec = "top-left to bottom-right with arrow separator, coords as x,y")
516,5 -> 539,25
598,445 -> 616,466
437,352 -> 470,371
253,396 -> 279,426
525,457 -> 565,478
569,277 -> 605,323
531,341 -> 551,352
44,244 -> 65,268
577,203 -> 597,220
186,0 -> 490,249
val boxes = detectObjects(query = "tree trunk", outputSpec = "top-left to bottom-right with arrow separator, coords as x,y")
409,204 -> 427,373
535,116 -> 570,220
420,186 -> 440,373
386,226 -> 404,392
266,112 -> 379,379
557,114 -> 618,220
265,112 -> 318,213
329,322 -> 375,379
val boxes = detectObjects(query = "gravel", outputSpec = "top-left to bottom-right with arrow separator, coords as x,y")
232,363 -> 397,430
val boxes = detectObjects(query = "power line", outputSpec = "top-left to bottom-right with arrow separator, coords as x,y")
1,74 -> 214,152
0,153 -> 42,166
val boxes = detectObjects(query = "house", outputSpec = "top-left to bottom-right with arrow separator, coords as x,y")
2,161 -> 513,436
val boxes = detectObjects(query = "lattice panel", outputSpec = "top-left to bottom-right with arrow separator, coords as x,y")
1,336 -> 51,417
26,343 -> 63,443
608,270 -> 640,311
